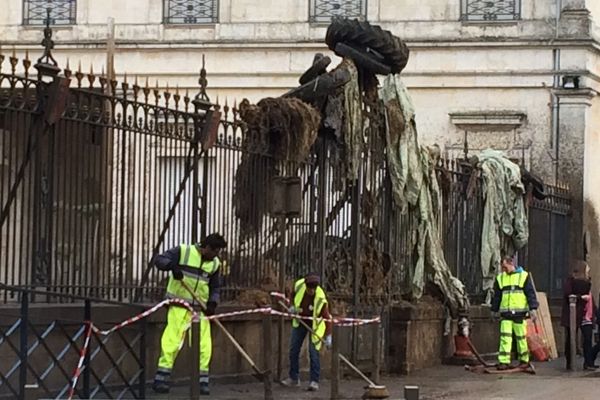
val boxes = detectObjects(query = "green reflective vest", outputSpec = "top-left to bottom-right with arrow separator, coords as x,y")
165,244 -> 219,304
292,278 -> 328,351
497,271 -> 529,315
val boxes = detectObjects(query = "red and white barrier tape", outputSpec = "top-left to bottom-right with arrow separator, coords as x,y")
92,298 -> 197,336
68,299 -> 196,399
67,322 -> 93,400
204,307 -> 272,321
269,291 -> 381,326
67,294 -> 379,398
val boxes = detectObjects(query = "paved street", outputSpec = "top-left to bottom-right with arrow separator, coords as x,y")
147,358 -> 600,400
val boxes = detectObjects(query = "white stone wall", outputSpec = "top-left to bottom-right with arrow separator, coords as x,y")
585,83 -> 600,291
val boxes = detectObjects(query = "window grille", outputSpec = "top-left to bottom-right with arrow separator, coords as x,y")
309,0 -> 367,23
164,0 -> 218,24
461,0 -> 521,22
23,0 -> 76,26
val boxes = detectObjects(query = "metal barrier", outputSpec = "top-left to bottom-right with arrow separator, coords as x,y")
0,285 -> 147,400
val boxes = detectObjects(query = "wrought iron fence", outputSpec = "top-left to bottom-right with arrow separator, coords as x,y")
460,0 -> 521,22
0,23 -> 571,310
309,0 -> 367,23
519,185 -> 571,298
439,160 -> 485,297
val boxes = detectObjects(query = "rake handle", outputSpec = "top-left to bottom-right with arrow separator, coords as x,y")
277,301 -> 377,387
180,280 -> 264,375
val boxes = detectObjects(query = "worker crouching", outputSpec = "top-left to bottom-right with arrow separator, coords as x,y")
491,255 -> 539,370
281,272 -> 332,391
151,233 -> 227,396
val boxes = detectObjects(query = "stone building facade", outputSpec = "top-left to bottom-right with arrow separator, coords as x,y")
1,0 -> 600,290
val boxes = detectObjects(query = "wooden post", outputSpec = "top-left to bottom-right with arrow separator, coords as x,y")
330,324 -> 340,400
263,313 -> 274,400
371,322 -> 381,383
190,315 -> 200,399
568,295 -> 577,371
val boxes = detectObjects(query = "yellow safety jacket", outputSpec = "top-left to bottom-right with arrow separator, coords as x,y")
165,244 -> 219,304
497,271 -> 529,317
292,278 -> 328,351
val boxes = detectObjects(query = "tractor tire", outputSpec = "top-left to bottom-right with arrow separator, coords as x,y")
521,167 -> 548,200
325,17 -> 409,74
334,43 -> 391,76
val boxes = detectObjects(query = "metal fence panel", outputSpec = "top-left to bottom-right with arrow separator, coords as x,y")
0,36 -> 571,306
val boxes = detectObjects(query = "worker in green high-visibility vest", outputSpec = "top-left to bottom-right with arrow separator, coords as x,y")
151,233 -> 227,396
281,272 -> 332,392
491,254 -> 538,370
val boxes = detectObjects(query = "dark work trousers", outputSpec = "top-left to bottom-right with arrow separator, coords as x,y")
565,325 -> 600,368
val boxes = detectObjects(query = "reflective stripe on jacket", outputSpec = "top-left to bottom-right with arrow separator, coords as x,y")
165,244 -> 219,304
497,271 -> 529,316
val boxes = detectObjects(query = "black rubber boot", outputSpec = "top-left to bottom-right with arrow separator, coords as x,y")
200,382 -> 210,396
152,380 -> 170,394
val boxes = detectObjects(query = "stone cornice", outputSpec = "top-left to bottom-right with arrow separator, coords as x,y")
553,88 -> 598,106
448,111 -> 526,131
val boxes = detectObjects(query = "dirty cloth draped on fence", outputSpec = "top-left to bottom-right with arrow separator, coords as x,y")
478,149 -> 528,300
379,74 -> 469,315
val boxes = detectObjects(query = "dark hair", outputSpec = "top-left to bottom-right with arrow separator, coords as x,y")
305,272 -> 320,288
501,255 -> 515,264
201,233 -> 227,249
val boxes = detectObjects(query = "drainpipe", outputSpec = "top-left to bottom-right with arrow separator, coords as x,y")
551,0 -> 562,184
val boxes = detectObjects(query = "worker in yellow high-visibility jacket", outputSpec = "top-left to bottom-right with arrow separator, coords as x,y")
491,254 -> 538,370
281,272 -> 332,392
151,233 -> 227,396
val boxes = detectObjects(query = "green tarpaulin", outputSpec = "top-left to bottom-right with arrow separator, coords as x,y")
478,149 -> 528,303
380,74 -> 469,315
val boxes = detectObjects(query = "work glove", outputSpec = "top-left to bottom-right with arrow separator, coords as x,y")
324,335 -> 332,349
530,309 -> 538,323
171,264 -> 183,280
205,301 -> 217,316
288,306 -> 298,315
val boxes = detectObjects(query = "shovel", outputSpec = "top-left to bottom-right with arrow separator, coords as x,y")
180,280 -> 269,382
276,300 -> 389,399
